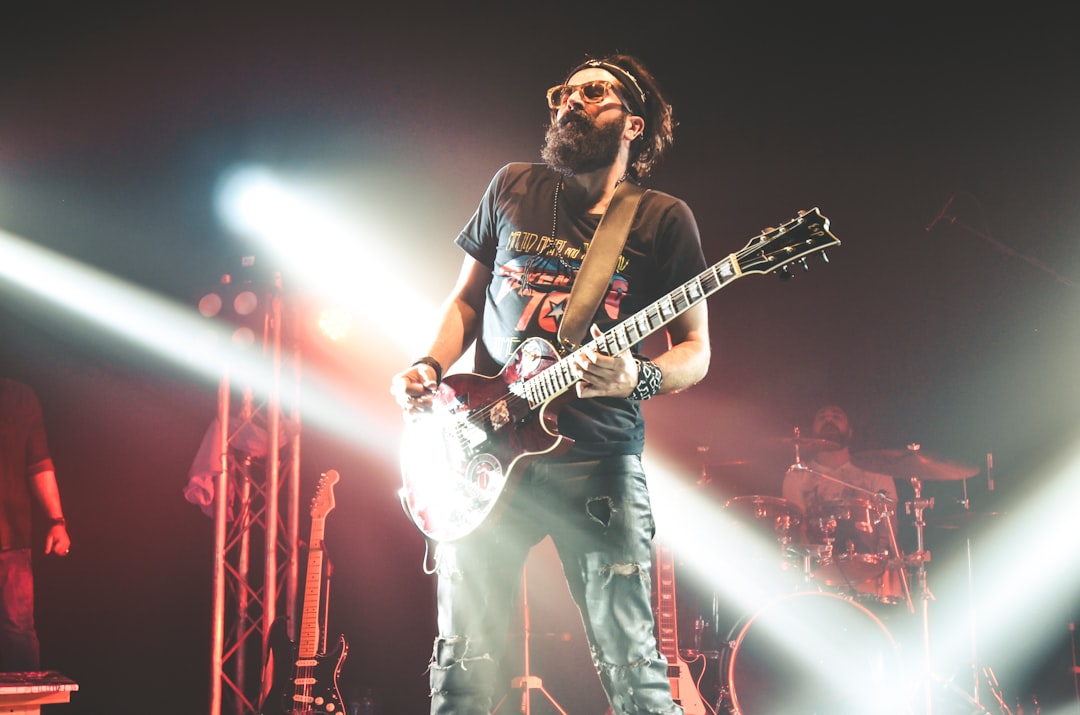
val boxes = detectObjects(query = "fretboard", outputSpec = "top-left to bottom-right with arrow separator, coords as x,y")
523,254 -> 740,408
655,543 -> 680,664
297,516 -> 326,659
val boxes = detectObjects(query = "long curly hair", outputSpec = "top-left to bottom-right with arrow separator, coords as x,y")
564,53 -> 676,180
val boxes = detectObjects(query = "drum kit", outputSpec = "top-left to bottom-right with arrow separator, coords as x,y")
688,436 -> 1007,715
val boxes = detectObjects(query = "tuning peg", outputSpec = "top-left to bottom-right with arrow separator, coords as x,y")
798,258 -> 809,271
819,251 -> 830,264
778,266 -> 793,281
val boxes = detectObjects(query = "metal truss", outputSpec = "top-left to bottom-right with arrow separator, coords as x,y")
205,275 -> 302,715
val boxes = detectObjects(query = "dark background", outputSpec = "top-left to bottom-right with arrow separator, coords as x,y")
2,4 -> 1078,714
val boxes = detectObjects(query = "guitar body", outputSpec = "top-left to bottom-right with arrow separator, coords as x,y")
400,209 -> 840,543
399,336 -> 573,542
262,617 -> 348,715
667,650 -> 708,714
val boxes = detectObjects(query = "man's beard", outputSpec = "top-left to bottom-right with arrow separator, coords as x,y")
815,421 -> 851,447
541,110 -> 625,176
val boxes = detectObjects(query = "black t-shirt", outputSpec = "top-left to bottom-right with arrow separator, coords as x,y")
455,163 -> 707,458
0,378 -> 55,550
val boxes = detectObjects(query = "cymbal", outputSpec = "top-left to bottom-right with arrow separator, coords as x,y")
765,436 -> 841,451
851,447 -> 979,481
927,511 -> 1006,530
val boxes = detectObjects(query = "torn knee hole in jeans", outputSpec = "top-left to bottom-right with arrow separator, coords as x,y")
599,560 -> 646,586
429,635 -> 493,672
586,495 -> 615,526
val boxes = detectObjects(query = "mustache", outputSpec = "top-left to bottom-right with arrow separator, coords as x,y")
556,110 -> 592,129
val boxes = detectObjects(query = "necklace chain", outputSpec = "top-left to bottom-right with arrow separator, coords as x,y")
551,173 -> 628,242
551,179 -> 561,241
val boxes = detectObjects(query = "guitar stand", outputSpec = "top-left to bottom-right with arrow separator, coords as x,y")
493,565 -> 570,715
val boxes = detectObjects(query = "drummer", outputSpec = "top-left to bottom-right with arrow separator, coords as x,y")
781,404 -> 898,555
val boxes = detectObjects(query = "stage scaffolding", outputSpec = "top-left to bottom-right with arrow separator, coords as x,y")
200,271 -> 303,715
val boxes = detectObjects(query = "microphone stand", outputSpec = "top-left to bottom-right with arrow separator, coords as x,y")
492,565 -> 569,715
926,193 -> 1076,289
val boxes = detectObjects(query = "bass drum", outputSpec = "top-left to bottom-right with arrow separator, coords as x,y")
721,591 -> 907,715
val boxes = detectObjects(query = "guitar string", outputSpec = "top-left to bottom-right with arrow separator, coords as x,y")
455,220 -> 828,427
460,263 -> 718,425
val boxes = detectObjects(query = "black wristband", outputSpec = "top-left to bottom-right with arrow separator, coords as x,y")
48,517 -> 66,527
411,356 -> 444,384
629,359 -> 663,400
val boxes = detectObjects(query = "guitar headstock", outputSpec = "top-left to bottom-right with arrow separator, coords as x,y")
311,469 -> 340,519
736,208 -> 840,277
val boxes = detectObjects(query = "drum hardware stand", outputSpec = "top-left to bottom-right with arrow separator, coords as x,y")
906,476 -> 1013,715
954,473 -> 1011,715
789,456 -> 913,609
929,669 -> 1010,715
906,476 -> 936,715
493,565 -> 569,715
792,427 -> 806,466
1070,621 -> 1080,714
877,493 -> 915,613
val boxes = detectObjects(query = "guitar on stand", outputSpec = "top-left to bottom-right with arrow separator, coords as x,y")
261,470 -> 348,715
655,543 -> 709,715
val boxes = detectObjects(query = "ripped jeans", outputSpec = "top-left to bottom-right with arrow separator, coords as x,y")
428,454 -> 682,715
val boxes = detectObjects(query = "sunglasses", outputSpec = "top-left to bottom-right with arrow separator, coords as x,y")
546,80 -> 632,112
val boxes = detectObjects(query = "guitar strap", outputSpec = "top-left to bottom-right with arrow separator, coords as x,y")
557,179 -> 648,351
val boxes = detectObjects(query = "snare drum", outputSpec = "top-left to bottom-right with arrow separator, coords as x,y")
723,495 -> 803,545
721,591 -> 907,714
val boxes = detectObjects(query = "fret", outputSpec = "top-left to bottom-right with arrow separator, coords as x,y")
541,370 -> 557,398
658,296 -> 675,320
633,313 -> 650,336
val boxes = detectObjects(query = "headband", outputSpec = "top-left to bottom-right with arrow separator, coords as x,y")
567,59 -> 648,118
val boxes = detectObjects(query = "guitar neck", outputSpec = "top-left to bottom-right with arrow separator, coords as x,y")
655,543 -> 681,663
522,207 -> 838,407
522,253 -> 740,407
297,516 -> 326,659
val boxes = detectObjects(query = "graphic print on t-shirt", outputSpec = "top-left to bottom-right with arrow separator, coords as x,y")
494,251 -> 629,358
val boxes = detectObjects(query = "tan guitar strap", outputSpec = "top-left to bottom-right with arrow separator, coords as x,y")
557,179 -> 648,351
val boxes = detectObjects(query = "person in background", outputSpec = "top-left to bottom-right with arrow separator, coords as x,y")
782,404 -> 904,604
390,52 -> 710,714
782,404 -> 898,513
0,377 -> 71,671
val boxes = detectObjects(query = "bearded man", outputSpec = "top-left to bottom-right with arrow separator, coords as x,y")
781,404 -> 903,606
391,53 -> 709,715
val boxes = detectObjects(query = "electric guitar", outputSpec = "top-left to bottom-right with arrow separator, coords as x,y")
399,208 -> 840,542
655,543 -> 708,715
261,470 -> 348,715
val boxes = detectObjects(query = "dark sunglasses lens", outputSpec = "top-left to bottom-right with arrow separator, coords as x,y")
581,81 -> 608,102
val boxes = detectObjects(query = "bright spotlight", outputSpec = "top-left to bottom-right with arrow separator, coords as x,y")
213,163 -> 442,357
318,308 -> 351,342
195,261 -> 272,352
